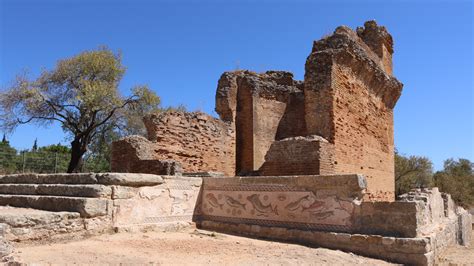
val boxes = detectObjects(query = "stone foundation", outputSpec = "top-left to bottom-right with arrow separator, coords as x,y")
0,172 -> 470,265
0,173 -> 202,242
195,175 -> 471,265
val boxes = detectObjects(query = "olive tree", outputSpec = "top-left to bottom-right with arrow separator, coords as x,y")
434,158 -> 474,207
395,151 -> 434,196
0,47 -> 160,172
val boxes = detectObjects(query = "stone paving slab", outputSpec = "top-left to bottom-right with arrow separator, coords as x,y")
0,206 -> 80,227
0,173 -> 165,187
0,195 -> 107,218
0,184 -> 112,198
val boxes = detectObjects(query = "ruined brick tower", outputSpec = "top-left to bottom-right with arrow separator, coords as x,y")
112,20 -> 403,201
302,21 -> 403,201
215,21 -> 402,201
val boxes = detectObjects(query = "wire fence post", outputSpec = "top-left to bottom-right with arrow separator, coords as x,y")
54,152 -> 58,173
22,151 -> 26,173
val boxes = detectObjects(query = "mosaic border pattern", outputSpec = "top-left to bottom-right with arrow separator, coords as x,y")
204,184 -> 303,192
200,214 -> 351,232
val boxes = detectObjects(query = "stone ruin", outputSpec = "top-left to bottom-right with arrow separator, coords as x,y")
0,21 -> 471,265
112,21 -> 402,202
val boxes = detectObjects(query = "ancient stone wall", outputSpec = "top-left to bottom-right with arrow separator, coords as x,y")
111,135 -> 183,175
111,111 -> 235,176
304,21 -> 403,201
198,175 -> 366,233
113,21 -> 403,191
196,175 -> 472,265
0,173 -> 202,241
143,111 -> 235,176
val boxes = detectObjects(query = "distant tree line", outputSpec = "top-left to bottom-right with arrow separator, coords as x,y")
0,136 -> 71,174
395,151 -> 474,208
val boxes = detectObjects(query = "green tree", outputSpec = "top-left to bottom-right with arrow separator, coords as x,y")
395,151 -> 434,196
32,138 -> 38,152
434,158 -> 474,208
0,47 -> 160,173
0,140 -> 19,174
38,143 -> 71,153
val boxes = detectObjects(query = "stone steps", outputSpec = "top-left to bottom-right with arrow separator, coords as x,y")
0,173 -> 164,186
0,173 -> 167,219
0,195 -> 107,218
0,184 -> 112,198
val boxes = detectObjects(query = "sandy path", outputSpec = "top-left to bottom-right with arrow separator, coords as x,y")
12,229 -> 394,265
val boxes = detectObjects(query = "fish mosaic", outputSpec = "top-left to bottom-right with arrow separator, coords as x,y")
301,200 -> 325,212
205,193 -> 224,210
247,194 -> 278,216
285,195 -> 312,211
201,190 -> 353,227
224,195 -> 246,210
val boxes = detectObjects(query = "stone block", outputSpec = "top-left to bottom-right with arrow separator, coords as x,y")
0,184 -> 112,198
96,173 -> 164,187
0,195 -> 107,218
130,159 -> 183,176
0,173 -> 98,184
456,207 -> 472,246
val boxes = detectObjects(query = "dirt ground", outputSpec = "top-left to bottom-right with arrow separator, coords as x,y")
11,228 -> 394,265
437,231 -> 474,265
11,229 -> 474,265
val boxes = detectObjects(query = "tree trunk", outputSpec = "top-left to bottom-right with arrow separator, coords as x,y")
67,138 -> 87,173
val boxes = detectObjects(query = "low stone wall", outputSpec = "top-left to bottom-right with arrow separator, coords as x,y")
198,175 -> 365,233
1,173 -> 470,265
0,173 -> 202,241
196,175 -> 472,265
112,176 -> 202,231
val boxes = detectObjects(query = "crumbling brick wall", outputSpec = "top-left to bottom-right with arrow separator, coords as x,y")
142,111 -> 235,176
111,111 -> 235,176
111,135 -> 183,175
259,136 -> 335,176
304,22 -> 403,201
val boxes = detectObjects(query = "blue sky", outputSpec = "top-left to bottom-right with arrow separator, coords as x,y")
0,0 -> 472,170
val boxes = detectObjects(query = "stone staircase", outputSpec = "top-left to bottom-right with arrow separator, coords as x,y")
0,173 -> 164,218
0,172 -> 202,242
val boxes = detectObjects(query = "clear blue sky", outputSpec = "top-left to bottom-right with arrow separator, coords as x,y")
0,0 -> 472,170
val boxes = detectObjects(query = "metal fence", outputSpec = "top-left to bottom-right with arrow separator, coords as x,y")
0,150 -> 109,174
